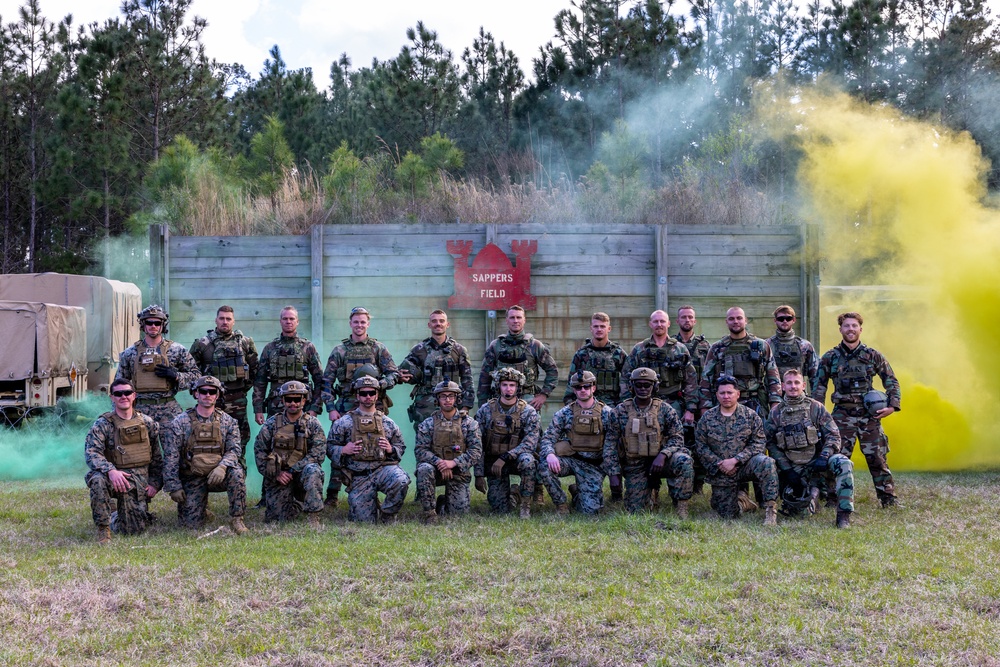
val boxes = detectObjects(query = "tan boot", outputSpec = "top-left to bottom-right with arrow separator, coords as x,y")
648,487 -> 660,510
307,513 -> 322,529
737,489 -> 759,513
422,509 -> 438,525
508,484 -> 520,512
97,526 -> 111,545
675,499 -> 690,520
520,502 -> 531,519
763,501 -> 777,526
533,486 -> 544,505
230,516 -> 249,535
556,503 -> 570,516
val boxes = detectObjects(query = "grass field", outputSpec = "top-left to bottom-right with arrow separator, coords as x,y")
1,472 -> 998,666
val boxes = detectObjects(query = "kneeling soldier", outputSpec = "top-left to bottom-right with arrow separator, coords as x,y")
327,376 -> 411,523
765,369 -> 854,528
84,379 -> 163,544
163,376 -> 248,534
254,381 -> 326,526
415,381 -> 483,523
605,367 -> 694,518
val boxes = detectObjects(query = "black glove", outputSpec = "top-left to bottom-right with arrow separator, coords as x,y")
475,476 -> 487,494
779,468 -> 804,494
811,455 -> 829,471
609,475 -> 622,496
154,364 -> 178,381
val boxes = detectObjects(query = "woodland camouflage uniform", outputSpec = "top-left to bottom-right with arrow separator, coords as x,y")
620,337 -> 700,415
700,334 -> 781,418
766,332 -> 819,393
477,332 -> 558,405
401,336 -> 475,426
562,339 -> 627,406
253,335 -> 324,416
190,328 -> 259,450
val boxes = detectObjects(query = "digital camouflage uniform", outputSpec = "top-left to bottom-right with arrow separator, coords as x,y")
474,399 -> 542,512
812,341 -> 901,505
562,339 -> 627,406
694,404 -> 778,519
477,332 -> 558,406
678,332 -> 712,487
254,410 -> 327,522
620,337 -> 700,416
84,411 -> 163,534
327,410 -> 410,523
765,395 -> 854,514
116,340 -> 199,430
401,336 -> 475,426
414,410 -> 482,515
539,400 -> 614,514
700,334 -> 781,418
190,329 -> 259,451
767,332 -> 819,394
253,334 -> 324,416
163,408 -> 247,528
604,398 -> 694,513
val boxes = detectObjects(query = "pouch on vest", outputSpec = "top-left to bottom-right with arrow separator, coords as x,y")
185,415 -> 223,476
107,414 -> 152,469
352,412 -> 386,462
624,402 -> 660,458
568,403 -> 603,453
432,415 -> 465,460
554,440 -> 574,457
135,344 -> 171,393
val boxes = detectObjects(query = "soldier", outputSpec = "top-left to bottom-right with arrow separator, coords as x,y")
189,305 -> 259,455
604,368 -> 694,518
116,304 -> 199,430
163,376 -> 248,534
474,368 -> 542,518
694,375 -> 779,525
765,369 -> 853,528
254,381 -> 326,526
812,312 -> 901,507
84,379 -> 163,544
540,371 -> 610,515
477,305 -> 558,413
562,312 -> 626,407
700,307 -> 781,418
414,381 -> 483,523
675,305 -> 712,494
326,376 -> 411,524
398,309 -> 475,428
766,305 -> 819,394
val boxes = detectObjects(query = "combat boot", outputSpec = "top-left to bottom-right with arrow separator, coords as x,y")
306,513 -> 322,529
436,495 -> 447,517
881,496 -> 898,508
609,486 -> 623,503
568,483 -> 579,509
556,503 -> 570,516
378,511 -> 398,525
533,486 -> 544,505
422,509 -> 439,525
324,493 -> 338,509
763,501 -> 778,526
736,489 -> 759,513
508,484 -> 521,512
836,509 -> 852,529
97,526 -> 111,545
230,516 -> 249,535
647,487 -> 660,511
674,499 -> 690,520
519,501 -> 531,519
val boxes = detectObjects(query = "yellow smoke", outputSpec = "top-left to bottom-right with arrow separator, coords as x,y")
757,82 -> 1000,470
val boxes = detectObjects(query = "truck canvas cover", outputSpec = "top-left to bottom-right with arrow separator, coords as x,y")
0,301 -> 87,380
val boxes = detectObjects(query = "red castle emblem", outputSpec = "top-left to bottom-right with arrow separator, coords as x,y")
447,240 -> 538,310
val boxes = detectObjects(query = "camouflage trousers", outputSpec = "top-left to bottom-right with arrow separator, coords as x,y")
783,455 -> 854,514
346,465 -> 410,523
622,452 -> 694,513
135,398 -> 183,432
709,454 -> 778,519
484,453 -> 537,513
85,467 -> 154,535
263,463 -> 325,522
832,404 -> 895,503
684,423 -> 707,491
174,467 -> 247,528
548,455 -> 605,515
415,464 -> 472,515
220,392 -> 251,452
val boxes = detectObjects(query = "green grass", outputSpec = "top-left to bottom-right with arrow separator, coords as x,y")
1,473 -> 998,666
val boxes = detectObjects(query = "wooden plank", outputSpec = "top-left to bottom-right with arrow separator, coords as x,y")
171,255 -> 311,273
172,263 -> 310,279
171,236 -> 310,257
670,235 -> 801,256
655,225 -> 668,311
168,299 -> 309,321
668,224 -> 800,236
668,255 -> 797,276
324,253 -> 653,277
667,275 -> 801,296
325,233 -> 654,258
170,278 -> 310,300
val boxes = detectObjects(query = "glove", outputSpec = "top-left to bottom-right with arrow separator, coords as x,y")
490,458 -> 506,477
207,465 -> 226,487
154,364 -> 178,381
778,468 -> 803,493
169,489 -> 186,504
811,455 -> 829,471
475,476 -> 487,494
609,475 -> 622,496
649,452 -> 667,475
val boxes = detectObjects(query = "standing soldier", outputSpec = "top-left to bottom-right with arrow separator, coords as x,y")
700,306 -> 781,418
765,369 -> 853,528
116,304 -> 199,430
254,381 -> 326,527
766,305 -> 819,393
398,309 -> 475,428
477,305 -> 558,413
84,379 -> 163,544
812,312 -> 901,507
474,368 -> 542,518
327,376 -> 411,524
675,305 -> 712,494
695,375 -> 779,525
562,312 -> 627,408
414,381 -> 483,523
540,371 -> 610,515
604,368 -> 694,518
190,305 -> 259,456
163,376 -> 248,535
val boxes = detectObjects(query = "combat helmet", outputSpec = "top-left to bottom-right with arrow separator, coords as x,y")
780,485 -> 817,517
569,370 -> 597,389
863,390 -> 889,417
629,367 -> 659,393
351,363 -> 380,381
352,375 -> 381,393
138,304 -> 169,333
491,367 -> 526,394
190,375 -> 224,397
278,380 -> 311,402
433,380 -> 462,396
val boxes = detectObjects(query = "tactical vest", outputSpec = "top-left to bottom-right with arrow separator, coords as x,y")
200,332 -> 249,384
183,409 -> 224,476
349,410 -> 388,463
484,399 -> 526,455
104,412 -> 152,469
272,413 -> 309,468
431,413 -> 466,460
832,352 -> 873,398
642,342 -> 685,397
343,338 -> 379,381
495,335 -> 537,390
722,338 -> 763,392
585,346 -> 619,393
133,341 -> 171,393
566,400 -> 605,454
423,344 -> 459,392
771,336 -> 804,377
772,400 -> 820,466
622,399 -> 663,458
681,335 -> 708,378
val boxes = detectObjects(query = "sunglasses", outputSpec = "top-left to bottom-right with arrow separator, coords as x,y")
357,390 -> 378,397
111,389 -> 135,398
775,316 -> 795,322
197,388 -> 219,396
283,396 -> 304,403
144,320 -> 164,327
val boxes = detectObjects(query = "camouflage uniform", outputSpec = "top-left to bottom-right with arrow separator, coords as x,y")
562,339 -> 627,406
678,332 -> 712,488
401,336 -> 475,426
812,342 -> 901,505
765,395 -> 854,514
190,329 -> 259,451
327,410 -> 410,523
414,410 -> 482,515
84,411 -> 163,534
767,332 -> 819,393
116,340 -> 199,430
539,401 -> 614,514
474,399 -> 542,512
620,337 -> 700,416
678,334 -> 711,381
694,404 -> 778,519
477,332 -> 558,406
700,334 -> 781,418
254,411 -> 327,522
163,408 -> 246,528
253,334 -> 324,416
